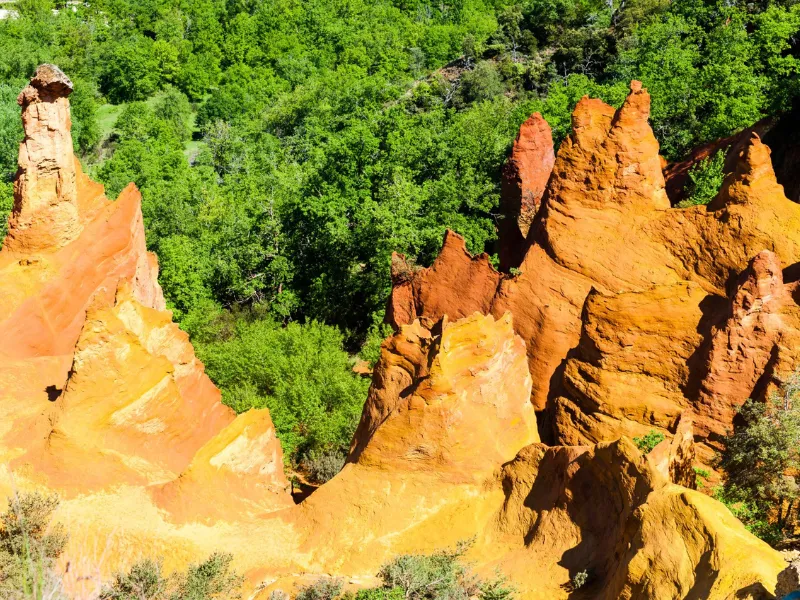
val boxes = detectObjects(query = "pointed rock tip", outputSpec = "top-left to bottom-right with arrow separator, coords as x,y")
712,132 -> 782,209
570,96 -> 616,143
441,229 -> 467,250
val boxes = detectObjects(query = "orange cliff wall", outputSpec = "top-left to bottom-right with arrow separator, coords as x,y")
0,65 -> 291,514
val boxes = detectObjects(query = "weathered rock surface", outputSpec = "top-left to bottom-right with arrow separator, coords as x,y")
388,80 -> 800,467
494,437 -> 782,599
776,559 -> 800,599
0,66 -> 293,592
498,112 -> 554,270
4,64 -> 81,252
0,67 -> 790,600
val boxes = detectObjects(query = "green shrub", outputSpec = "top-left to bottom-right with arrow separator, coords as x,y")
295,578 -> 343,600
570,569 -> 589,591
712,486 -> 783,545
374,541 -> 514,600
633,430 -> 665,454
0,492 -> 68,600
301,450 -> 346,484
716,374 -> 800,543
676,150 -> 727,208
352,587 -> 405,600
100,552 -> 243,600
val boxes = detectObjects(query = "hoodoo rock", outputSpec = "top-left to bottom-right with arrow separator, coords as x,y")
5,64 -> 81,252
498,112 -> 554,270
0,67 -> 791,600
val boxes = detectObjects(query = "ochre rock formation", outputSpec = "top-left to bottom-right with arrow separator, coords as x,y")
494,437 -> 782,598
498,112 -> 554,270
5,64 -> 81,252
0,67 -> 790,600
388,80 -> 800,468
0,66 -> 292,590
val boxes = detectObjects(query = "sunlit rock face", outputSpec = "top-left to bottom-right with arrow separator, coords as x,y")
0,68 -> 789,600
498,112 -> 554,271
389,81 -> 800,467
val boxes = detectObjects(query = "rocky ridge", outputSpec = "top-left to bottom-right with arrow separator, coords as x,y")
390,80 -> 800,469
0,66 -> 789,599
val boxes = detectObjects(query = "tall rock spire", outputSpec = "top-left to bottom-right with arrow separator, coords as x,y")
4,64 -> 81,252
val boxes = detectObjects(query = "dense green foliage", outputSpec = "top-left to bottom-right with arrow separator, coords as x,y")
2,0 -> 799,338
186,306 -> 369,463
100,553 -> 243,600
676,149 -> 728,208
0,0 -> 799,464
717,371 -> 800,544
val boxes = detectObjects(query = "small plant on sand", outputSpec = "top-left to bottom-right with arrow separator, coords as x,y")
295,578 -> 344,600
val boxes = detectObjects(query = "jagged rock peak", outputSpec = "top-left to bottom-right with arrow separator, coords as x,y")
545,80 -> 669,216
498,112 -> 554,270
501,112 -> 554,235
713,132 -> 786,209
5,63 -> 80,252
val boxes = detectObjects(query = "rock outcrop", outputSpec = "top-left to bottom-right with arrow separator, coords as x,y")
498,112 -> 554,270
5,64 -> 81,252
0,68 -> 790,600
494,437 -> 782,598
387,81 -> 800,469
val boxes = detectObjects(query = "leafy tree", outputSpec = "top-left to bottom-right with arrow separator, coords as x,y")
458,61 -> 505,103
100,36 -> 162,102
69,79 -> 100,155
718,375 -> 800,537
191,311 -> 370,462
0,83 -> 23,182
154,85 -> 193,142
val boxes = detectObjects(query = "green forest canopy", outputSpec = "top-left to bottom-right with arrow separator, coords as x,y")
0,0 -> 798,465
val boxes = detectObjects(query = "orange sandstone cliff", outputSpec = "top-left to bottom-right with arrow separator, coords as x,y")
0,66 -> 789,600
390,80 -> 800,469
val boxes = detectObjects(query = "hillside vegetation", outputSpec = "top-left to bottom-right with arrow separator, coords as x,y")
0,0 -> 798,467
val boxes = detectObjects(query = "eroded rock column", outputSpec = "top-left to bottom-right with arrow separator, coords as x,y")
4,64 -> 81,252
